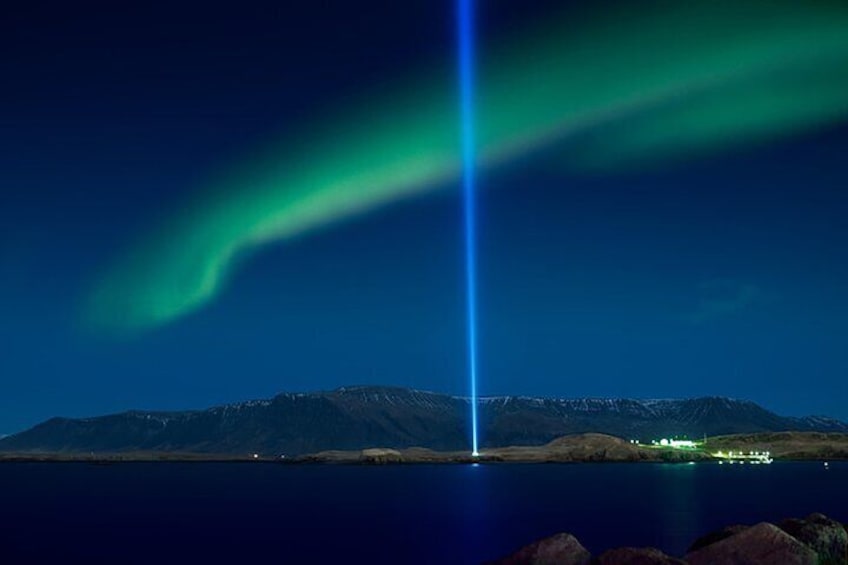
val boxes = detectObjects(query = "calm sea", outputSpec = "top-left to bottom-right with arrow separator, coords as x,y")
1,461 -> 845,563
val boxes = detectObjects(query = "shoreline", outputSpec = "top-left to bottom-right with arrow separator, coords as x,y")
0,452 -> 704,464
2,431 -> 846,464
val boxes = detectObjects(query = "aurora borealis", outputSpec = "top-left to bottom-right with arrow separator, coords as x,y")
5,0 -> 848,436
87,0 -> 848,332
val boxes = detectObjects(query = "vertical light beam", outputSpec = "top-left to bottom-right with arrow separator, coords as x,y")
457,0 -> 479,457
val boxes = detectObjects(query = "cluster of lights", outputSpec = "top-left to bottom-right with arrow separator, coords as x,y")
648,438 -> 699,449
714,449 -> 774,465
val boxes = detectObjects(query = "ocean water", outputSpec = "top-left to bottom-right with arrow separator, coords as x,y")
1,461 -> 845,563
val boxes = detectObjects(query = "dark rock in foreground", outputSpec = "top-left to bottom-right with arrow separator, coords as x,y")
595,547 -> 685,564
491,514 -> 847,565
490,533 -> 591,565
685,522 -> 817,564
778,513 -> 848,564
686,524 -> 749,554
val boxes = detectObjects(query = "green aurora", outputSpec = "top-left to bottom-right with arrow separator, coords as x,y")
89,0 -> 848,331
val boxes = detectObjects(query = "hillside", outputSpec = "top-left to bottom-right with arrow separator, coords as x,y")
1,386 -> 845,455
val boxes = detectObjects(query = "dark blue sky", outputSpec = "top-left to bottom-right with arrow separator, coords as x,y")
2,0 -> 847,433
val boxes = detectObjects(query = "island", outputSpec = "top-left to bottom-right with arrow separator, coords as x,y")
2,431 -> 846,464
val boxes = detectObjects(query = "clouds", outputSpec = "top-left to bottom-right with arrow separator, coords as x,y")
690,280 -> 769,323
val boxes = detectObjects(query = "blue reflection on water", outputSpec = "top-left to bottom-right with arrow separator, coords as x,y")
1,461 -> 845,563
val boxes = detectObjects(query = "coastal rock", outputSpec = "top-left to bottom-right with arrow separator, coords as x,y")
490,532 -> 591,565
594,547 -> 685,564
778,513 -> 848,564
686,524 -> 749,553
685,522 -> 818,565
489,515 -> 846,565
359,448 -> 403,464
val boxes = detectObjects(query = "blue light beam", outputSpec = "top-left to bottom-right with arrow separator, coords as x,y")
457,0 -> 479,457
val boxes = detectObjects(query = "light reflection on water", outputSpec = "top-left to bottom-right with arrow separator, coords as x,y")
1,461 -> 845,564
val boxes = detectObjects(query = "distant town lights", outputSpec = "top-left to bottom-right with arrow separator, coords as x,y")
656,438 -> 697,448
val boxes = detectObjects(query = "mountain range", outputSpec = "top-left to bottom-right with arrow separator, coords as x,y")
1,386 -> 845,455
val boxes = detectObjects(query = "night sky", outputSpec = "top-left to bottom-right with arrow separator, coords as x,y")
2,0 -> 848,434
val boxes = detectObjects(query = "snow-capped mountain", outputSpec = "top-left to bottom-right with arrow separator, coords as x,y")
1,386 -> 845,455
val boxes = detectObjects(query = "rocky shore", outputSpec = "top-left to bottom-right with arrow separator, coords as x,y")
2,432 -> 846,464
296,431 -> 848,464
490,513 -> 848,564
297,434 -> 711,464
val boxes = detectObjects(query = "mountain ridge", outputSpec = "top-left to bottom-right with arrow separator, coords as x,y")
1,386 -> 845,455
